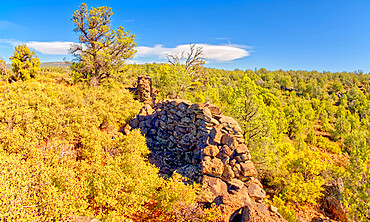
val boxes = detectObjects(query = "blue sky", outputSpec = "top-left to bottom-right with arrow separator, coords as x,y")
1,0 -> 370,72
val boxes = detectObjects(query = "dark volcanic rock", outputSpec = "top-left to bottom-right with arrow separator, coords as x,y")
129,97 -> 286,222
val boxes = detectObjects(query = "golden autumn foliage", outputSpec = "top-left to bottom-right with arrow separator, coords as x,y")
9,44 -> 40,81
2,45 -> 370,221
0,58 -> 6,77
0,71 -> 220,221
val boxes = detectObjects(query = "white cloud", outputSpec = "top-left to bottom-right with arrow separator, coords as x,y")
136,44 -> 249,62
26,41 -> 75,55
1,39 -> 251,62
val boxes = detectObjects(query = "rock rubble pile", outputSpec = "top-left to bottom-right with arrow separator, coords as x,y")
130,99 -> 259,183
128,98 -> 286,222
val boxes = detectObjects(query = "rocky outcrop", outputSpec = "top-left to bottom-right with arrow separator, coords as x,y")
320,178 -> 347,221
128,99 -> 286,222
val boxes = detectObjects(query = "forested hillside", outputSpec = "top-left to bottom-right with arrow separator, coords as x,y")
0,3 -> 369,222
128,63 -> 370,221
1,57 -> 370,221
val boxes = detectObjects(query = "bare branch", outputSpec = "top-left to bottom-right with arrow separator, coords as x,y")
166,44 -> 205,77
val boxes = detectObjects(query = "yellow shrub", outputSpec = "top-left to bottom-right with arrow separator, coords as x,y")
0,78 -> 202,221
9,44 -> 40,81
0,148 -> 90,220
317,136 -> 341,154
272,196 -> 297,222
155,172 -> 199,210
271,147 -> 330,208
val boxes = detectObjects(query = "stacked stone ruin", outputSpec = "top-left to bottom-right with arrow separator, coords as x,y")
128,97 -> 287,222
136,76 -> 157,106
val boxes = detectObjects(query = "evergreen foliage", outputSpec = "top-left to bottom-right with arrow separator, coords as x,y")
152,44 -> 206,100
144,65 -> 370,221
70,3 -> 136,86
0,73 -> 218,221
9,44 -> 40,81
2,3 -> 370,220
2,61 -> 370,221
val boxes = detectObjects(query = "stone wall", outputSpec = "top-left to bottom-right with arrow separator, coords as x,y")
136,76 -> 157,106
128,99 -> 286,222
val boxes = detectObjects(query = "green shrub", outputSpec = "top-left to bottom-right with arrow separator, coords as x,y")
152,63 -> 199,100
342,130 -> 370,222
305,129 -> 317,146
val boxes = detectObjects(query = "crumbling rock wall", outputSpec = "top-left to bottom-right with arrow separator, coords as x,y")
136,76 -> 157,106
128,99 -> 286,222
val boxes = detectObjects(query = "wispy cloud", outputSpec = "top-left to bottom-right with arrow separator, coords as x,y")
0,39 -> 74,55
0,20 -> 25,30
26,41 -> 74,55
213,37 -> 230,40
0,38 -> 22,46
0,39 -> 251,63
0,20 -> 13,28
0,20 -> 16,29
136,44 -> 250,62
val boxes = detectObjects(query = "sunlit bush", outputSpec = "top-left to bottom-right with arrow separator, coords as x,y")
0,79 -> 202,221
9,44 -> 40,81
271,146 -> 330,207
317,136 -> 341,154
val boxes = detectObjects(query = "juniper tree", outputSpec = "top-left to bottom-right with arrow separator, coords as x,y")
9,45 -> 40,81
70,3 -> 136,86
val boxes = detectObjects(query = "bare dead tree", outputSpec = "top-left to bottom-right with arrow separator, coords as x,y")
166,44 -> 205,79
166,52 -> 183,66
185,44 -> 205,77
